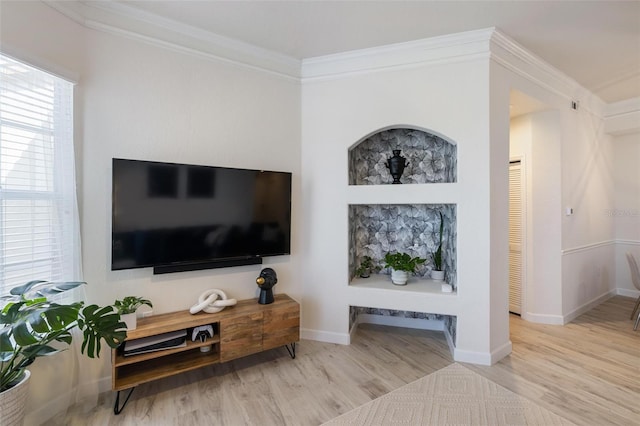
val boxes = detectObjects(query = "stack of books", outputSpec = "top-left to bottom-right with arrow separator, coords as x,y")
123,330 -> 187,356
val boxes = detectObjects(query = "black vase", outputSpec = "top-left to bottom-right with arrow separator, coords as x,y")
386,149 -> 408,184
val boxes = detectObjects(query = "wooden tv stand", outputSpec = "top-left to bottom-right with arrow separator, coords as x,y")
111,293 -> 299,414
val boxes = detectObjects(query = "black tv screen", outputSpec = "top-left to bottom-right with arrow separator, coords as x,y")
111,158 -> 292,272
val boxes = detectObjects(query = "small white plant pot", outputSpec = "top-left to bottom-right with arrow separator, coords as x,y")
431,270 -> 445,281
441,283 -> 453,293
391,270 -> 409,285
121,312 -> 137,330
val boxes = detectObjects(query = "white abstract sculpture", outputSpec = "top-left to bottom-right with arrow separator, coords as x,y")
190,289 -> 237,314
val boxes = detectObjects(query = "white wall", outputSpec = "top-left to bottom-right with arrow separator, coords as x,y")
560,106 -> 616,320
1,1 -> 301,423
530,111 -> 564,320
613,131 -> 640,295
81,25 -> 302,315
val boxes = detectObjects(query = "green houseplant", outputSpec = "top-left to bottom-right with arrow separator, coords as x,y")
356,256 -> 380,278
114,296 -> 153,330
384,252 -> 426,285
431,212 -> 445,280
1,280 -> 126,424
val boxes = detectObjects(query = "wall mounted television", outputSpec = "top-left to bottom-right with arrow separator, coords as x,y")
111,158 -> 292,274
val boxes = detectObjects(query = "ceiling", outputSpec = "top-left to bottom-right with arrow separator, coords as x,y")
94,1 -> 640,104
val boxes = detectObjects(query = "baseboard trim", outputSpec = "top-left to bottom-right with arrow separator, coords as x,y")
562,290 -> 616,324
617,288 -> 640,298
453,349 -> 491,365
453,340 -> 512,366
522,312 -> 565,325
301,328 -> 350,345
490,341 -> 513,364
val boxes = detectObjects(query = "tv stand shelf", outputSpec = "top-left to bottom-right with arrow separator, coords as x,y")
111,294 -> 299,414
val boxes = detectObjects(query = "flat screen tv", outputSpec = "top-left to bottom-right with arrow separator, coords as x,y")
111,158 -> 292,274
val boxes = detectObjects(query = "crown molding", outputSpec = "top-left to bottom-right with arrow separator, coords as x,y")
605,97 -> 640,118
489,29 -> 577,98
44,0 -> 301,80
603,97 -> 640,135
42,1 -> 607,113
489,29 -> 606,116
301,27 -> 495,81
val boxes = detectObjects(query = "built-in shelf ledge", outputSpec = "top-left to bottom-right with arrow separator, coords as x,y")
349,274 -> 456,295
347,183 -> 458,205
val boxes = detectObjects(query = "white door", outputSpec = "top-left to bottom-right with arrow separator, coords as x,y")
508,161 -> 523,315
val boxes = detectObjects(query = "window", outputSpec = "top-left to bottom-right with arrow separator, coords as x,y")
0,53 -> 81,295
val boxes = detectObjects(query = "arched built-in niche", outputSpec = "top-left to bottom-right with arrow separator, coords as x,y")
347,126 -> 459,349
348,127 -> 457,185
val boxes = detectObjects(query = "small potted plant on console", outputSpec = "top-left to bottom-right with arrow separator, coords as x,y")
383,252 -> 426,286
114,296 -> 153,330
356,255 -> 381,278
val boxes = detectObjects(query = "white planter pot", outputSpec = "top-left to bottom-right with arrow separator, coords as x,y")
431,270 -> 445,281
122,312 -> 137,330
391,270 -> 409,285
0,370 -> 31,426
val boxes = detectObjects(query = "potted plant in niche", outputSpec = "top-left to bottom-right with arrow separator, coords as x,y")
114,296 -> 153,330
383,252 -> 426,285
431,212 -> 445,281
356,256 -> 381,278
0,280 -> 126,426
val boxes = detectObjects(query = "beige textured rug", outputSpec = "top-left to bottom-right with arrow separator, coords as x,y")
322,363 -> 574,426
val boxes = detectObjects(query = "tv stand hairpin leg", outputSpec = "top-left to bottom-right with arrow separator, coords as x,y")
285,342 -> 296,359
113,387 -> 135,415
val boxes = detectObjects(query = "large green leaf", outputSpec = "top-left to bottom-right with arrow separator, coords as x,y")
36,282 -> 85,297
12,322 -> 40,346
9,280 -> 47,296
20,344 -> 62,358
1,301 -> 24,322
8,280 -> 85,299
41,303 -> 82,329
53,330 -> 73,345
0,327 -> 14,358
78,304 -> 126,358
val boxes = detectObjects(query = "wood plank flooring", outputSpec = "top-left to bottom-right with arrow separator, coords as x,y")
54,296 -> 639,425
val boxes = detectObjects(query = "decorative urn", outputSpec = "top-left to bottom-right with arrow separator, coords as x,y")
386,149 -> 408,184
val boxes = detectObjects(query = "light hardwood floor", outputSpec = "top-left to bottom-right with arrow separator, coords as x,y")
55,296 -> 639,425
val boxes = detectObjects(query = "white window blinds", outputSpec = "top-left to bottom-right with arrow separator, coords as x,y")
0,53 -> 81,295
